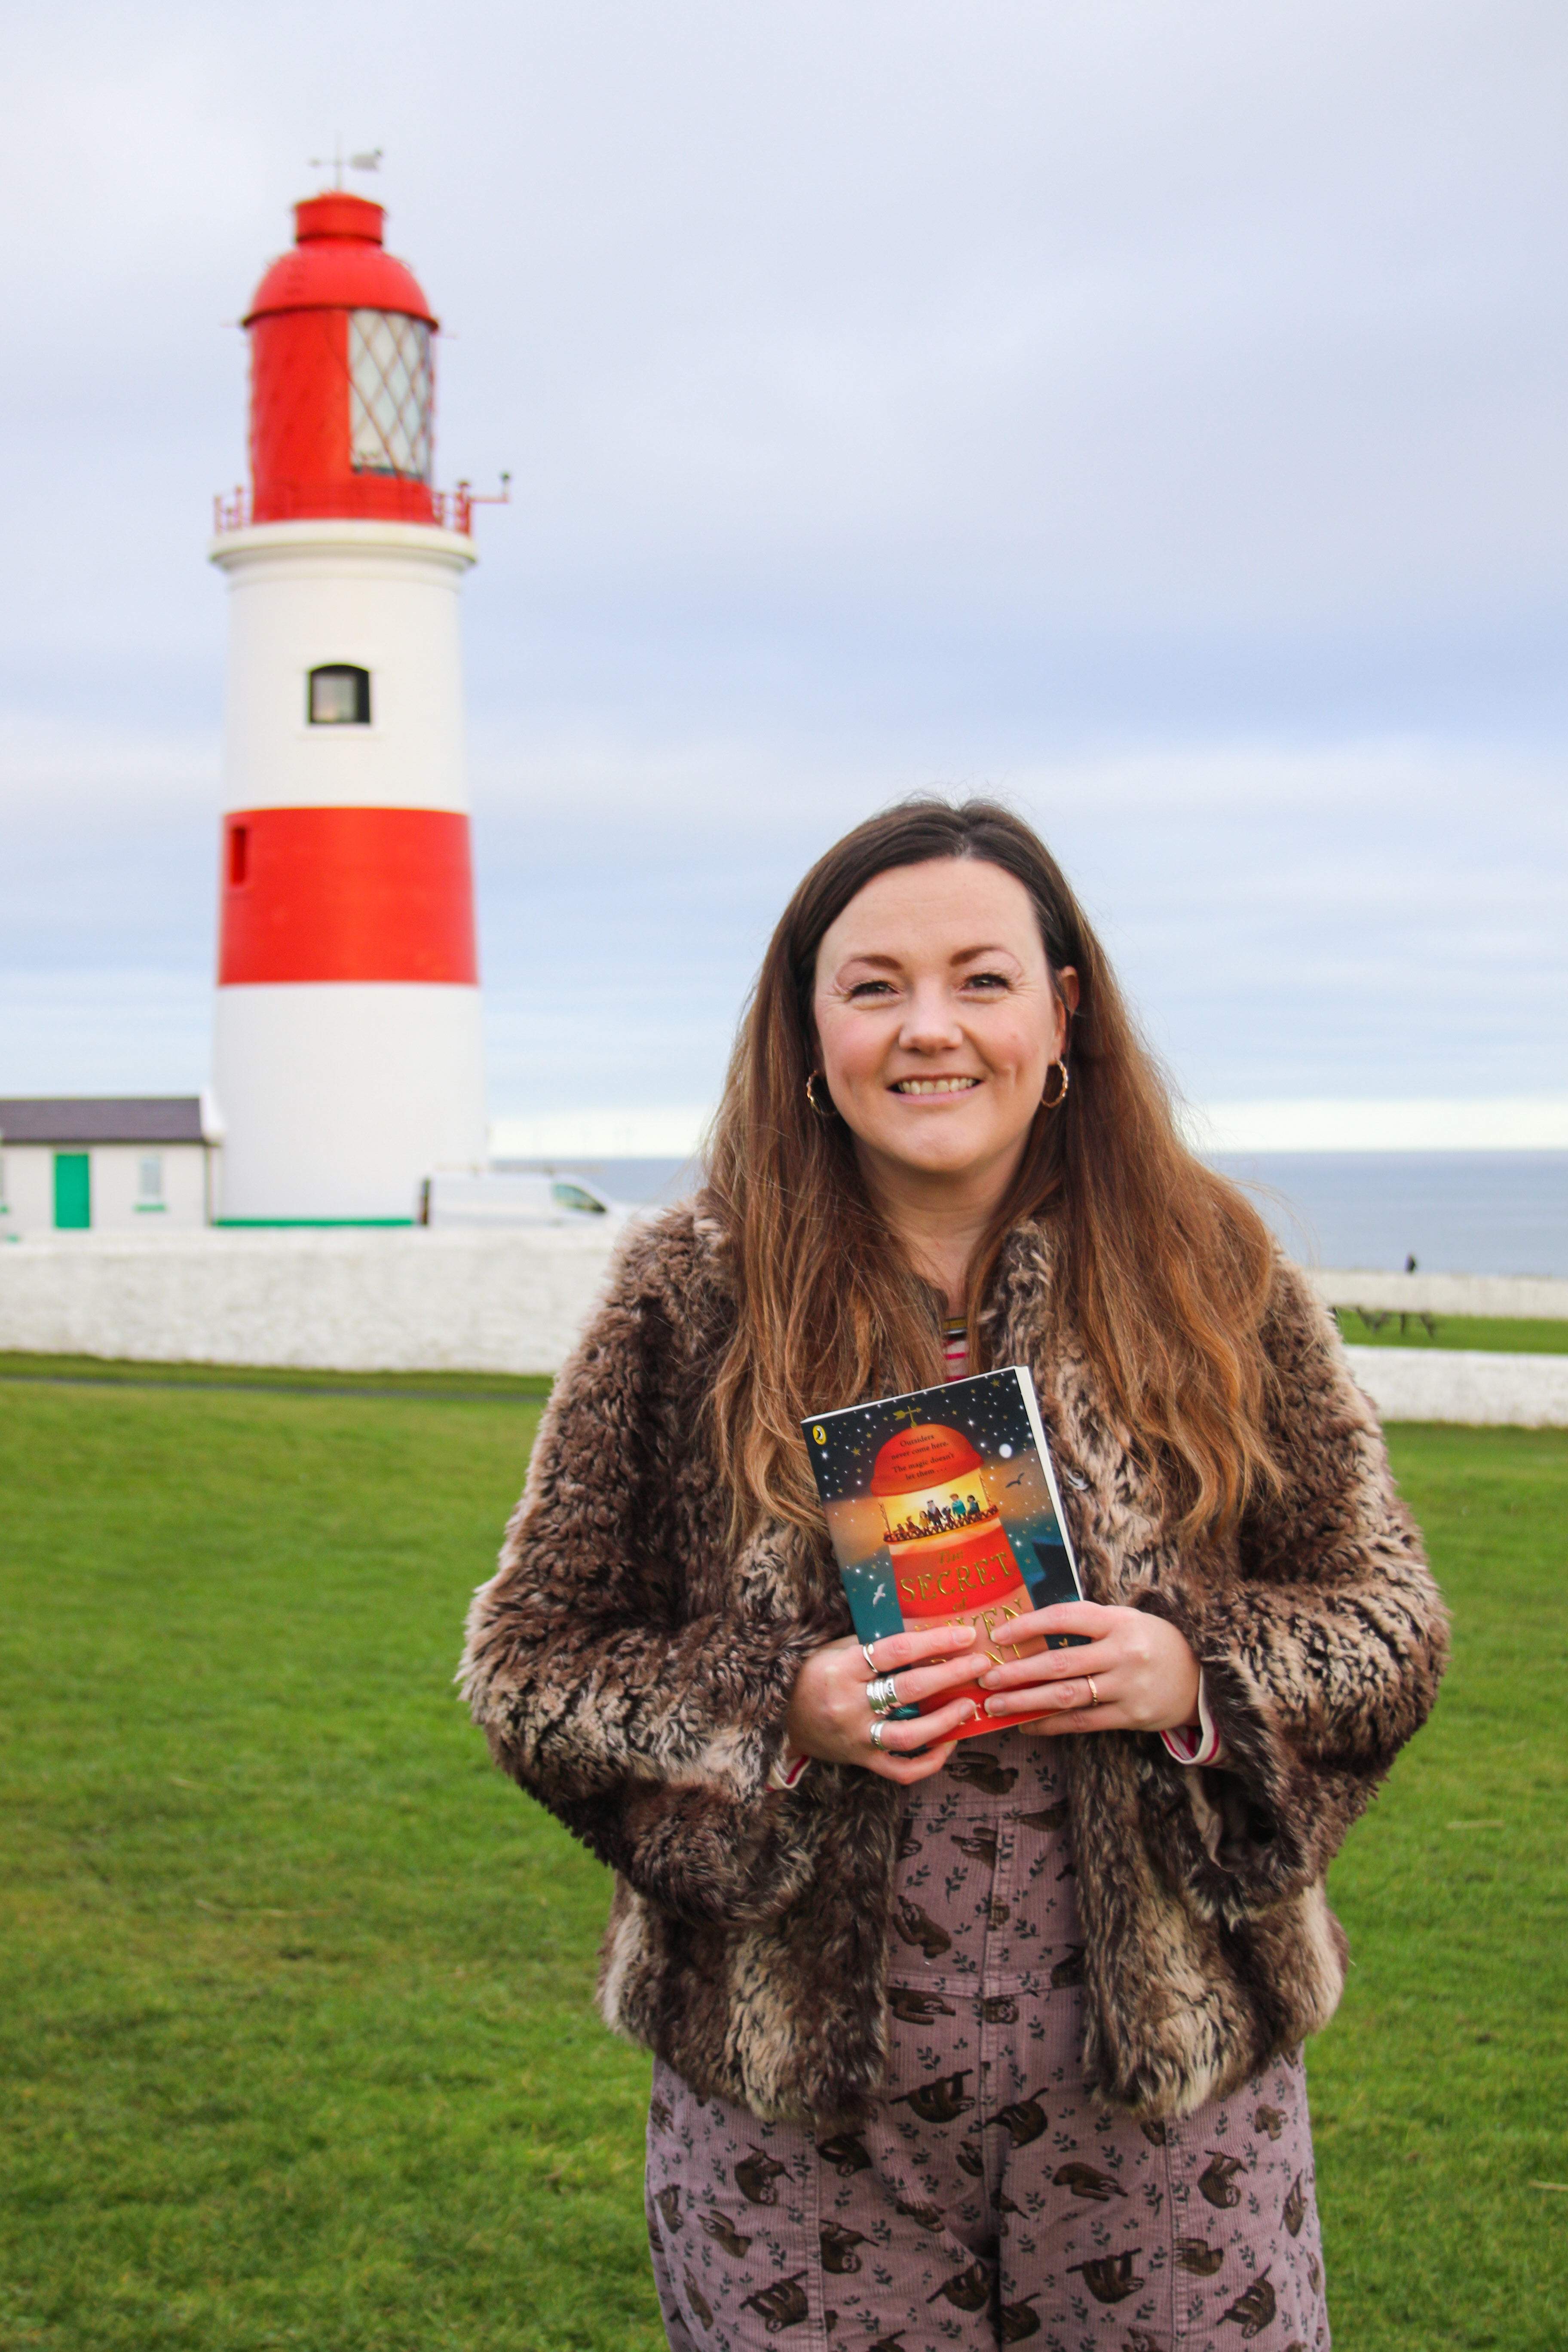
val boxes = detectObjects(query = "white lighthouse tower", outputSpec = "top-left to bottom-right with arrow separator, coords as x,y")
209,188 -> 489,1222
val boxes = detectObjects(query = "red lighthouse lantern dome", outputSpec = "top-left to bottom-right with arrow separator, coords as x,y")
244,192 -> 440,526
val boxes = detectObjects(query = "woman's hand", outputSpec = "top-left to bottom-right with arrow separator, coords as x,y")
784,1624 -> 980,1785
976,1602 -> 1200,1737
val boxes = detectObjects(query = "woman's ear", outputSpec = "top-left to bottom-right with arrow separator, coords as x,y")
1052,966 -> 1081,1057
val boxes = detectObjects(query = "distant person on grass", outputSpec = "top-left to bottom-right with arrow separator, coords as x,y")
461,799 -> 1447,2349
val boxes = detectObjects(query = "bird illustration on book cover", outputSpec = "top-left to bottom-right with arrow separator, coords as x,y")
801,1366 -> 1086,1742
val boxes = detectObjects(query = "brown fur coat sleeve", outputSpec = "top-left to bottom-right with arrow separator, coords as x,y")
1132,1257 -> 1449,1921
459,1215 -> 839,1928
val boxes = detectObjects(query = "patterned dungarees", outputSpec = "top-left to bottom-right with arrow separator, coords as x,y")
645,1725 -> 1328,2352
645,1327 -> 1330,2352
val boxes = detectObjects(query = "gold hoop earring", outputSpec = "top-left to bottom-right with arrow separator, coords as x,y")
1041,1059 -> 1070,1109
805,1071 -> 836,1118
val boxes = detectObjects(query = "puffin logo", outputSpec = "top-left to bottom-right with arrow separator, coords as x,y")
812,1425 -> 826,1445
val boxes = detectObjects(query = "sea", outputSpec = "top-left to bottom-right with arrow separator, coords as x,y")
510,1151 -> 1568,1280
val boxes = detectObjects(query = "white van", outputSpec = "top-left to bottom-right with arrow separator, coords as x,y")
419,1171 -> 628,1229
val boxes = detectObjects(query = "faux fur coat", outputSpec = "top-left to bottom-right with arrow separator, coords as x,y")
460,1205 -> 1446,2126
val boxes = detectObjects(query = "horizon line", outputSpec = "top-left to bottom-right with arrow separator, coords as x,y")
486,1095 -> 1568,1160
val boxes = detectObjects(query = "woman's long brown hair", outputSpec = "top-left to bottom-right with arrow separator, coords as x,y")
704,798 -> 1282,1546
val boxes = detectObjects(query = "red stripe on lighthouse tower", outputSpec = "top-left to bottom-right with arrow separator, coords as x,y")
219,807 -> 478,986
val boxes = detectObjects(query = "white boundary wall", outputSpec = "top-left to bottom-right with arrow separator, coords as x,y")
0,1228 -> 618,1377
1,1235 -> 1566,1419
1341,1345 -> 1568,1428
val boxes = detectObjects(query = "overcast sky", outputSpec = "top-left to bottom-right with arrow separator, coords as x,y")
0,0 -> 1562,1116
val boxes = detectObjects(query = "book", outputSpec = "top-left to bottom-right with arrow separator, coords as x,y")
801,1365 -> 1088,1744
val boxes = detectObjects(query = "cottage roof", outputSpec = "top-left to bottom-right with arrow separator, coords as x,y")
0,1098 -> 207,1145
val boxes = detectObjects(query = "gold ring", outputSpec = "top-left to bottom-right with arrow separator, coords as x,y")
1086,1675 -> 1100,1707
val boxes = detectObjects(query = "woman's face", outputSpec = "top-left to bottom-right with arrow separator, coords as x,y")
812,858 -> 1074,1194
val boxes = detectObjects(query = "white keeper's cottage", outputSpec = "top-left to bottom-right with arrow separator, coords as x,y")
0,1099 -> 221,1238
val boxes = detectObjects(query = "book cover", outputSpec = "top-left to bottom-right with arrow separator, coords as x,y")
801,1365 -> 1087,1743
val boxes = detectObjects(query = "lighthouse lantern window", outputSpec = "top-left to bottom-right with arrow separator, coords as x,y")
349,310 -> 434,482
309,664 -> 372,726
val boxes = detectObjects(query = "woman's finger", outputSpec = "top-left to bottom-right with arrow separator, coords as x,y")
873,1695 -> 977,1750
985,1601 -> 1118,1648
977,1633 -> 1120,1691
1018,1702 -> 1130,1738
983,1671 -> 1107,1719
869,1738 -> 961,1785
863,1623 -> 977,1675
875,1650 -> 989,1707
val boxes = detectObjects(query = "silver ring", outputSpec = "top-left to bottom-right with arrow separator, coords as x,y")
861,1642 -> 878,1671
1086,1675 -> 1100,1707
869,1719 -> 888,1751
866,1673 -> 901,1716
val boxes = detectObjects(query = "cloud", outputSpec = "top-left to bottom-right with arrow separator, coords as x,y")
0,0 -> 1563,1109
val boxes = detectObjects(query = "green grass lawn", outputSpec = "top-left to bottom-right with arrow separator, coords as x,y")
0,1352 -> 554,1399
1333,1312 -> 1568,1355
0,1376 -> 1562,2349
1306,1424 -> 1567,2347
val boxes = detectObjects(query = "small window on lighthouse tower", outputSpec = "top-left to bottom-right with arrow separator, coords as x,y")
349,311 -> 434,481
308,665 -> 372,726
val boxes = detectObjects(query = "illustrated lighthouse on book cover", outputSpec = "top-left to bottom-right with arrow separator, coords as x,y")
802,1367 -> 1087,1740
208,181 -> 500,1223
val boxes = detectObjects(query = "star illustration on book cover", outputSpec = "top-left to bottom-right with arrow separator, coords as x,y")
802,1367 -> 1086,1740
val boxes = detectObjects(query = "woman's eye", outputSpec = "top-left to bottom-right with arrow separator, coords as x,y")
964,971 -> 1010,991
847,980 -> 896,999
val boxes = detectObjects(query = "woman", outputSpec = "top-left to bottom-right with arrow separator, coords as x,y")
462,800 -> 1445,2351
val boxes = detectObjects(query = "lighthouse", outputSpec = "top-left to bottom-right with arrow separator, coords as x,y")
208,189 -> 488,1223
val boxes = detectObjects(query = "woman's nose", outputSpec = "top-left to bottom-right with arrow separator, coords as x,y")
898,986 -> 964,1049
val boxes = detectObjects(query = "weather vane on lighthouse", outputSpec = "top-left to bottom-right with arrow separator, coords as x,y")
207,180 -> 507,1224
307,141 -> 384,190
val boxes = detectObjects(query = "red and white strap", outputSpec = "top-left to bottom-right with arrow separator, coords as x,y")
1160,1672 -> 1222,1767
767,1743 -> 811,1791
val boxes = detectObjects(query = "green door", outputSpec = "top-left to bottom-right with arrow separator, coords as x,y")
54,1152 -> 91,1229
